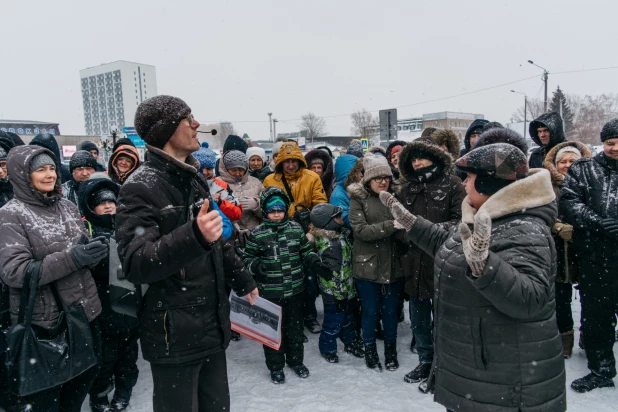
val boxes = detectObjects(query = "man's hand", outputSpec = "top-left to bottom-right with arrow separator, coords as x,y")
245,288 -> 259,305
196,199 -> 223,243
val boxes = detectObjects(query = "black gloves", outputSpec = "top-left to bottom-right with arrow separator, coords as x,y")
252,261 -> 267,277
306,254 -> 333,280
600,219 -> 618,238
70,235 -> 109,268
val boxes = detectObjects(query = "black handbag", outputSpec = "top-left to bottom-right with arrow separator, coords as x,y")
3,261 -> 98,396
281,175 -> 312,233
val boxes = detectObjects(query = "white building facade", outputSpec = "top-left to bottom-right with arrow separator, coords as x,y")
80,61 -> 157,136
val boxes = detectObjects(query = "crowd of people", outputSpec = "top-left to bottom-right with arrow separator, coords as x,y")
0,93 -> 617,412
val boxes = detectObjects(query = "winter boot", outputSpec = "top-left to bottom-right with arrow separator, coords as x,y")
364,343 -> 382,372
561,330 -> 574,359
404,362 -> 432,383
270,369 -> 285,384
231,331 -> 241,341
304,319 -> 322,334
410,334 -> 417,353
290,364 -> 310,378
571,373 -> 615,393
344,339 -> 365,358
321,353 -> 339,363
111,386 -> 132,412
384,342 -> 399,371
89,395 -> 111,412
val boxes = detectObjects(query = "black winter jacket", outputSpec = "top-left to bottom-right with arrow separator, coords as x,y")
0,179 -> 12,208
559,152 -> 618,267
78,178 -> 139,334
395,140 -> 465,299
115,145 -> 256,365
407,169 -> 565,412
528,112 -> 566,168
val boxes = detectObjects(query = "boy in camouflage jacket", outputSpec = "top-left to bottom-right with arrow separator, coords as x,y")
309,203 -> 365,363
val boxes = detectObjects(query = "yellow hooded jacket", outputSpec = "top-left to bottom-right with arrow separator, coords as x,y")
263,142 -> 327,217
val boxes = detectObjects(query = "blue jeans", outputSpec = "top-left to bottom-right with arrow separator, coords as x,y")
409,297 -> 433,363
319,303 -> 356,354
356,279 -> 403,344
303,269 -> 319,321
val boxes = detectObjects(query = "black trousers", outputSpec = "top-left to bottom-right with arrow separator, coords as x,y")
579,260 -> 618,378
263,291 -> 305,371
150,351 -> 230,412
3,320 -> 102,412
89,325 -> 139,400
555,281 -> 574,333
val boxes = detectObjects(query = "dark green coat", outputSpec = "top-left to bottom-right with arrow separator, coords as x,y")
243,186 -> 317,298
407,169 -> 565,412
347,182 -> 402,284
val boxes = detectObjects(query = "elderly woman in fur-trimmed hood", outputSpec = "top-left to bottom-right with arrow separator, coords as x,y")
544,140 -> 591,359
394,138 -> 465,385
381,142 -> 566,412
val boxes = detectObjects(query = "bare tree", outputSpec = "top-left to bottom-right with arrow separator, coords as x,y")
511,98 -> 546,123
300,112 -> 327,143
350,109 -> 378,136
569,93 -> 618,145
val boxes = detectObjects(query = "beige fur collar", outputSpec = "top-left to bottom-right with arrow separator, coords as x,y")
462,168 -> 555,224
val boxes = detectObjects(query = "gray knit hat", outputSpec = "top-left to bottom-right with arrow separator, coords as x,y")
223,150 -> 248,170
134,95 -> 191,149
0,147 -> 7,162
346,139 -> 364,158
310,203 -> 343,231
29,153 -> 56,173
362,153 -> 392,183
555,146 -> 582,164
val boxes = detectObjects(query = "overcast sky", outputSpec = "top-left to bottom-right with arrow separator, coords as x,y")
1,0 -> 616,139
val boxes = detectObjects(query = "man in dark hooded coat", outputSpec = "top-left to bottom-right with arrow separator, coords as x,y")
459,119 -> 489,157
528,112 -> 566,168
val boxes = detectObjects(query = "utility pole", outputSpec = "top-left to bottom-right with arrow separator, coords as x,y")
273,119 -> 278,141
528,60 -> 549,113
268,113 -> 273,142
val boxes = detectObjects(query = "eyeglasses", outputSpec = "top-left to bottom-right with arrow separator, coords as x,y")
184,113 -> 195,125
0,161 -> 6,170
373,176 -> 391,183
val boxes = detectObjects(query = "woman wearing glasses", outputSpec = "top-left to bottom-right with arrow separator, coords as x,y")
347,154 -> 404,373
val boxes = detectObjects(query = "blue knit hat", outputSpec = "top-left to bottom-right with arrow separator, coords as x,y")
193,146 -> 218,170
265,196 -> 287,213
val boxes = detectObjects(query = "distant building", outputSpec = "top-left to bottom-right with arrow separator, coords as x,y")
0,119 -> 60,136
80,60 -> 157,136
363,111 -> 484,146
421,112 -> 485,144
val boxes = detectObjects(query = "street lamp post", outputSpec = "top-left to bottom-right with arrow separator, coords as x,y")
268,113 -> 273,142
273,119 -> 278,141
528,60 -> 549,113
511,90 -> 527,139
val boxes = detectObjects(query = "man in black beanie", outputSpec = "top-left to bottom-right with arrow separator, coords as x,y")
79,140 -> 107,172
560,118 -> 618,393
62,150 -> 97,206
116,95 -> 258,412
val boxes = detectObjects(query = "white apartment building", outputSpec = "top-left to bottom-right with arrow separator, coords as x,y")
80,61 -> 157,136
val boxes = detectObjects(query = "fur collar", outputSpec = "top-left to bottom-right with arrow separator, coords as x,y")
462,168 -> 555,224
543,141 -> 592,187
146,144 -> 200,174
308,225 -> 340,239
399,139 -> 453,182
347,182 -> 370,200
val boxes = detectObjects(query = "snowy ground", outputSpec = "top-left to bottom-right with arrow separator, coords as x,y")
83,297 -> 618,412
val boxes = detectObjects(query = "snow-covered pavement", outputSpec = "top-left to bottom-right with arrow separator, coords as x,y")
83,298 -> 618,411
